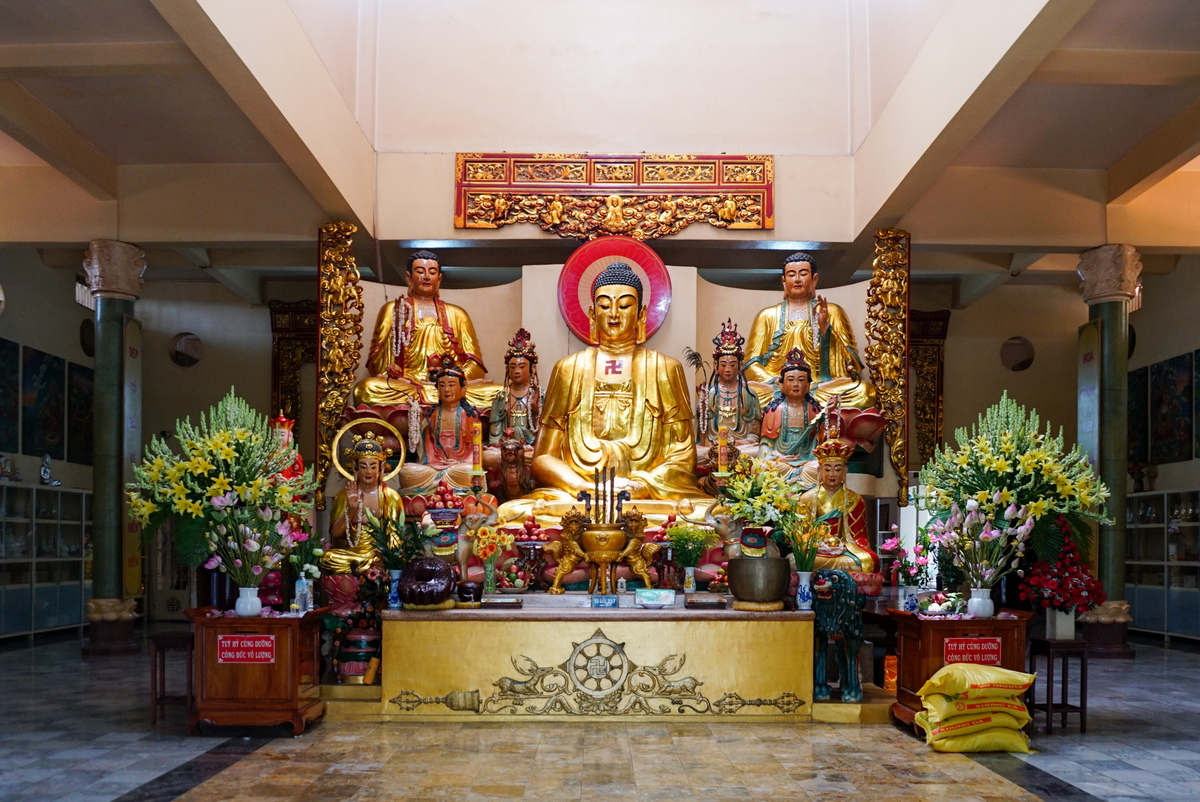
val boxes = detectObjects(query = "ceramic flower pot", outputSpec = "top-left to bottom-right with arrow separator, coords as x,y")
235,585 -> 263,617
1046,608 -> 1076,640
967,587 -> 994,619
898,585 -> 921,613
387,569 -> 402,609
683,566 -> 697,593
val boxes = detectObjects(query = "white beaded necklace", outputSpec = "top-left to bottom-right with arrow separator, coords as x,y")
785,297 -> 820,354
344,484 -> 378,549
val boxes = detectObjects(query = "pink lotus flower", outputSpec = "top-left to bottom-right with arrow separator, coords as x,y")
913,544 -> 924,554
881,537 -> 900,551
211,491 -> 237,509
243,539 -> 260,552
915,556 -> 928,565
1004,504 -> 1019,520
908,566 -> 918,576
252,565 -> 263,575
257,506 -> 272,521
234,559 -> 242,568
203,555 -> 221,570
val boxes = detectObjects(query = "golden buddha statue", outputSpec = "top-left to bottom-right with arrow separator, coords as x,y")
743,252 -> 875,409
399,355 -> 484,494
531,262 -> 704,502
350,250 -> 501,409
800,436 -> 878,574
321,432 -> 406,574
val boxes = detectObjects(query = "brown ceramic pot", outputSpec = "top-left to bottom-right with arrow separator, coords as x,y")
726,557 -> 790,603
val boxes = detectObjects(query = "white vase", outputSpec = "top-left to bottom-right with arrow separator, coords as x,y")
235,585 -> 263,617
898,585 -> 921,613
966,587 -> 994,619
796,571 -> 813,611
683,566 -> 697,593
1046,608 -> 1076,640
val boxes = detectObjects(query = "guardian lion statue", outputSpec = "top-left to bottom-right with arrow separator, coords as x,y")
812,568 -> 866,703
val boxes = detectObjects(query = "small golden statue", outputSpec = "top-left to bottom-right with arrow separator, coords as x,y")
322,431 -> 405,574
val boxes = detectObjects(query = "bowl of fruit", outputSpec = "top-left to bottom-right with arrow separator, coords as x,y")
426,480 -> 464,528
496,557 -> 531,593
514,515 -> 551,544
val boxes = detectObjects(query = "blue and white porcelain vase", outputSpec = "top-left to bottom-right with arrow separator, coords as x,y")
796,571 -> 813,611
898,585 -> 921,613
387,569 -> 403,609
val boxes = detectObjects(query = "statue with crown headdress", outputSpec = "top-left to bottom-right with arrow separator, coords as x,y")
322,431 -> 406,574
398,353 -> 485,494
483,328 -> 541,459
800,400 -> 879,575
696,319 -> 761,470
758,347 -> 825,488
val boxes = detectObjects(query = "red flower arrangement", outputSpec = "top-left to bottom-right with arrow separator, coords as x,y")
1019,518 -> 1106,614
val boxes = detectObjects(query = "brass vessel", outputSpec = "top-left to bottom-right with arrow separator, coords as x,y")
726,557 -> 790,603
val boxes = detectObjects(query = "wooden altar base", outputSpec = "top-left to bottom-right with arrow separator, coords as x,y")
354,598 -> 814,722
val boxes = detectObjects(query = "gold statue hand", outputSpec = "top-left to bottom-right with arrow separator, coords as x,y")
815,295 -> 830,333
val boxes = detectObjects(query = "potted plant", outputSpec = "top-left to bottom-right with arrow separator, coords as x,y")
127,390 -> 316,616
881,524 -> 935,612
777,512 -> 824,610
363,510 -> 428,608
664,523 -> 714,592
927,497 -> 1036,618
1019,519 -> 1106,639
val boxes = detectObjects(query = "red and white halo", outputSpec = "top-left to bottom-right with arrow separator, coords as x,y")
557,236 -> 672,343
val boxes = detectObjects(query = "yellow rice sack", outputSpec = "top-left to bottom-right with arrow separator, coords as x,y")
922,694 -> 1031,727
927,725 -> 1031,753
917,663 -> 1035,700
924,711 -> 1025,742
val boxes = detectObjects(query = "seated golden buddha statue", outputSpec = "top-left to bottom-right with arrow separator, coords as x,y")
696,319 -> 761,470
743,252 -> 876,410
800,433 -> 878,575
399,355 -> 485,494
350,250 -> 501,410
321,432 -> 405,574
523,262 -> 706,510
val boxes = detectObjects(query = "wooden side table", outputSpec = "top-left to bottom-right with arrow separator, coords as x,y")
889,609 -> 1032,725
1028,637 -> 1087,734
186,607 -> 328,735
150,631 -> 193,724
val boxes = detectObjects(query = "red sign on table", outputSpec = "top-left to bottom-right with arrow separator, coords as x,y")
216,634 -> 276,664
943,637 -> 1002,665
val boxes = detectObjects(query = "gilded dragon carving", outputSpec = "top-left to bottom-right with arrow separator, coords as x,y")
865,228 -> 910,505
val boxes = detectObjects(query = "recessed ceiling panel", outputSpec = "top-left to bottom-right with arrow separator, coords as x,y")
954,83 -> 1200,170
17,73 -> 281,164
0,0 -> 179,45
1059,0 -> 1200,51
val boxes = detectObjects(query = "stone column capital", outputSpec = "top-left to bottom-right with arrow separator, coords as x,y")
84,239 -> 146,301
1077,243 -> 1141,305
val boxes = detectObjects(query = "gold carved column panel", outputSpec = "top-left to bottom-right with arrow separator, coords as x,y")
909,311 -> 951,471
866,229 -> 911,505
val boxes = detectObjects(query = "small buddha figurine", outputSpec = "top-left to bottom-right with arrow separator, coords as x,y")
39,454 -> 61,487
531,262 -> 703,500
743,251 -> 876,409
758,349 -> 824,488
399,354 -> 485,494
696,319 -> 761,469
801,431 -> 878,575
483,328 -> 541,472
321,432 -> 405,574
349,250 -> 501,409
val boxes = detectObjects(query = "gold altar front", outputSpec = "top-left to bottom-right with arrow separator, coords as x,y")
365,603 -> 813,722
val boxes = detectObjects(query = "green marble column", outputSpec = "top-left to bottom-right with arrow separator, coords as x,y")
82,240 -> 145,655
1077,244 -> 1141,655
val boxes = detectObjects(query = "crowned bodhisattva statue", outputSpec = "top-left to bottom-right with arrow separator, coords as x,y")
321,433 -> 405,574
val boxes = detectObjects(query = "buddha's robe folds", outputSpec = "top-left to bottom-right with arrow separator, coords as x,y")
743,300 -> 876,409
533,347 -> 703,500
800,485 -> 878,574
400,405 -> 482,494
320,484 -> 406,574
759,398 -> 822,487
350,297 -> 501,409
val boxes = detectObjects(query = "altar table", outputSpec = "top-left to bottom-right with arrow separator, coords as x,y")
370,594 -> 813,722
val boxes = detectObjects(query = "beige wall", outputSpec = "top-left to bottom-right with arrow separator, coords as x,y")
937,283 -> 1086,455
1129,258 -> 1200,491
0,248 -> 94,489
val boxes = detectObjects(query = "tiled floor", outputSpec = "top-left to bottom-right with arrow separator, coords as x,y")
1,627 -> 1198,801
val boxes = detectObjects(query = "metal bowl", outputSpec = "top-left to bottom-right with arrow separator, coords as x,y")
726,557 -> 791,603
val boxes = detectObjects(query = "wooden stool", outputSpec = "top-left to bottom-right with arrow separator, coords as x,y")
150,631 -> 194,724
1028,637 -> 1087,734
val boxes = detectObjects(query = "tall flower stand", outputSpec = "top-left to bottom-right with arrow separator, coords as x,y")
888,609 -> 1032,726
186,607 -> 328,735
